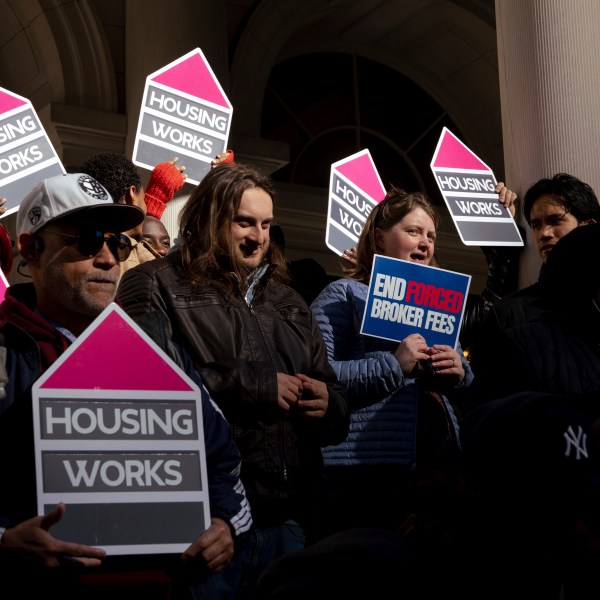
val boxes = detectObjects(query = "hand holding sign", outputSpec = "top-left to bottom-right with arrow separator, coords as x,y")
495,181 -> 518,217
182,516 -> 234,573
394,332 -> 430,375
144,156 -> 188,219
2,502 -> 106,568
394,332 -> 466,387
428,344 -> 466,386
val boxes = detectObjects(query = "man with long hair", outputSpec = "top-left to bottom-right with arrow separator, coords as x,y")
118,162 -> 349,598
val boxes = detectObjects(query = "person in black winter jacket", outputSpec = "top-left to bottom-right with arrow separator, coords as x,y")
469,173 -> 600,366
257,222 -> 600,598
466,222 -> 600,403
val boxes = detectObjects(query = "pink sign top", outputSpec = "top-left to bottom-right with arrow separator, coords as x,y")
151,48 -> 231,109
431,127 -> 490,172
0,271 -> 8,303
0,87 -> 28,114
335,150 -> 386,202
41,308 -> 194,392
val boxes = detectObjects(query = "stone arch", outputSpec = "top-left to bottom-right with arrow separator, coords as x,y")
230,0 -> 502,174
0,0 -> 117,111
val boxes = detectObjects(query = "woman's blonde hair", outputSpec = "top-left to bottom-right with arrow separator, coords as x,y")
349,186 -> 439,283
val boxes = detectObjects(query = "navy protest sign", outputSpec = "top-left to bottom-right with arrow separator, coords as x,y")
326,149 -> 386,256
361,254 -> 471,349
0,87 -> 65,216
32,304 -> 210,555
133,48 -> 232,185
430,127 -> 523,246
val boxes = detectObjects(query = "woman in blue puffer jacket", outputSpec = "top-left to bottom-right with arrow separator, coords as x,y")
311,187 -> 473,536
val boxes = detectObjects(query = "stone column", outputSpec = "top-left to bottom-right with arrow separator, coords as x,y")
496,0 -> 600,285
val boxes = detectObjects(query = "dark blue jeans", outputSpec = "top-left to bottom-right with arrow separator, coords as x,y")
191,519 -> 306,599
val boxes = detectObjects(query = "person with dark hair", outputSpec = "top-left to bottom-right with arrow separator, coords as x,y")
484,173 -> 598,322
80,152 -> 144,212
117,162 -> 349,599
141,214 -> 171,257
310,186 -> 473,537
81,152 -> 186,270
467,222 -> 600,402
522,172 -> 600,233
468,173 -> 600,404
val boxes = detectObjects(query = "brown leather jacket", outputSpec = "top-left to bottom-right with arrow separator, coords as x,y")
117,250 -> 349,528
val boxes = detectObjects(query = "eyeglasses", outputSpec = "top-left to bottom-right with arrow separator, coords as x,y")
44,229 -> 132,262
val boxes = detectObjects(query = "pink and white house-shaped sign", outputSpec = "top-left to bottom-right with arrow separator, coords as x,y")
431,127 -> 523,246
0,87 -> 65,217
326,149 -> 386,257
133,48 -> 233,186
32,303 -> 210,555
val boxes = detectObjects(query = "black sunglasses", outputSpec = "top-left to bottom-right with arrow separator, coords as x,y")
44,228 -> 132,262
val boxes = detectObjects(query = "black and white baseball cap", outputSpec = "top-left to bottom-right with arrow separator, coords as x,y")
16,172 -> 144,236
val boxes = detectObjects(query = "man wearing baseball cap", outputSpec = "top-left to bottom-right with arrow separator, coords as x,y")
0,173 -> 141,592
0,173 -> 251,597
13,172 -> 144,333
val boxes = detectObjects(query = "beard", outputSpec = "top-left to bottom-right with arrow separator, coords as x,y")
44,263 -> 119,317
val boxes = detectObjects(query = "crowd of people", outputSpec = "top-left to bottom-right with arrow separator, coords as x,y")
0,149 -> 598,600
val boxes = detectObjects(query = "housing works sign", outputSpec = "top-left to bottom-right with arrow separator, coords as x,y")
0,86 -> 65,216
133,48 -> 232,185
32,304 -> 210,555
326,149 -> 386,256
430,127 -> 523,246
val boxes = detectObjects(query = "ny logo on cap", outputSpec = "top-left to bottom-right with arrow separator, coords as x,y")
564,425 -> 588,460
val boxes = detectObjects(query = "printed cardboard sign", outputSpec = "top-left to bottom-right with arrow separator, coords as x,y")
326,149 -> 386,256
0,270 -> 8,302
431,127 -> 523,246
361,254 -> 471,350
0,87 -> 65,216
32,304 -> 210,555
133,47 -> 233,185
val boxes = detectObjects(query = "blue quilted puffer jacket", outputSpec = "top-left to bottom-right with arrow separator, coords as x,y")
311,278 -> 473,468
